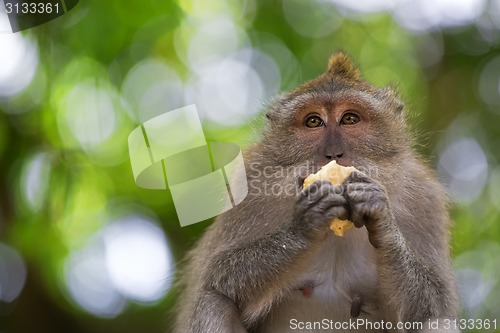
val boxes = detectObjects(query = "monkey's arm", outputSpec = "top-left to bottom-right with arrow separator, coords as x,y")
191,181 -> 347,330
344,172 -> 460,333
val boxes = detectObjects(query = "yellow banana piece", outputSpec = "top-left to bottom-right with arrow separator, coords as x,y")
303,160 -> 358,237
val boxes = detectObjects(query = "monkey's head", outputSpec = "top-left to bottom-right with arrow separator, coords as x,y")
261,52 -> 411,176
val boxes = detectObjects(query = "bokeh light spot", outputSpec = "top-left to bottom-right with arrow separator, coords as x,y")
64,212 -> 173,316
55,77 -> 130,166
477,56 -> 500,112
187,15 -> 243,70
455,242 -> 500,319
393,0 -> 487,32
20,151 -> 51,212
0,3 -> 11,33
122,59 -> 184,123
185,56 -> 265,126
488,167 -> 500,211
60,82 -> 117,149
251,33 -> 302,90
103,216 -> 173,303
65,242 -> 127,318
283,0 -> 342,38
0,243 -> 27,303
438,138 -> 488,204
0,33 -> 38,98
456,268 -> 495,318
328,0 -> 397,14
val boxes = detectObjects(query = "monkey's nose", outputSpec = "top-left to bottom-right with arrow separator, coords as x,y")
325,153 -> 343,160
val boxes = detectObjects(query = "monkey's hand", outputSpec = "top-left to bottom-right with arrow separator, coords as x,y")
293,180 -> 349,241
343,171 -> 461,331
343,171 -> 393,248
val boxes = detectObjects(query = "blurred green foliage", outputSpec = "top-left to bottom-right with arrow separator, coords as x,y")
0,0 -> 499,332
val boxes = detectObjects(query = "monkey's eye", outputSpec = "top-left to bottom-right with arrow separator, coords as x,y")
305,115 -> 324,128
340,112 -> 360,125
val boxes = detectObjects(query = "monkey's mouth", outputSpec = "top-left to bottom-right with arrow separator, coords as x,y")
294,157 -> 357,189
316,159 -> 355,171
328,157 -> 354,168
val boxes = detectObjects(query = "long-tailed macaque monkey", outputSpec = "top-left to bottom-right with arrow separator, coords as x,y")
174,52 -> 460,333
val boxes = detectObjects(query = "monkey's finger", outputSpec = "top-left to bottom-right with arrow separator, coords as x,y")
301,180 -> 334,194
313,186 -> 346,206
324,205 -> 349,222
345,188 -> 387,204
349,201 -> 389,229
308,193 -> 346,216
344,171 -> 371,185
296,181 -> 334,217
345,183 -> 382,195
348,206 -> 366,228
324,191 -> 347,206
344,172 -> 387,194
348,200 -> 372,228
299,180 -> 335,202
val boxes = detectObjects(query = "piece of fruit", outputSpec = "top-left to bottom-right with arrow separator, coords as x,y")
303,160 -> 358,237
328,218 -> 354,237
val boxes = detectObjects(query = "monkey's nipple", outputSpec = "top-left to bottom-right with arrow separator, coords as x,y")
298,281 -> 315,298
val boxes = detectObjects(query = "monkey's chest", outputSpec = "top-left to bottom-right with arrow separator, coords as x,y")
257,229 -> 383,333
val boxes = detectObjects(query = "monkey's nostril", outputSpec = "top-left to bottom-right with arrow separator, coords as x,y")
325,153 -> 344,160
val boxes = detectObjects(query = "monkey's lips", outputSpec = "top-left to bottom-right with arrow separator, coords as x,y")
317,157 -> 353,170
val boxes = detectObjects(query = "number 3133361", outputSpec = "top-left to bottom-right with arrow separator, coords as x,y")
5,2 -> 60,14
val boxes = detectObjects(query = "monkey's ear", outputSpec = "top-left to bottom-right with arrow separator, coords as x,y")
326,52 -> 361,81
378,86 -> 405,114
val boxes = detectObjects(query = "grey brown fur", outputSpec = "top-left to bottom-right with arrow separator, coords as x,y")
174,53 -> 460,333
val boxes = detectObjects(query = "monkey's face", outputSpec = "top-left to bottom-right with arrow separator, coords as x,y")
263,83 -> 409,177
260,53 -> 410,178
